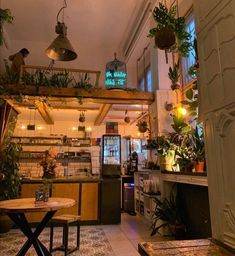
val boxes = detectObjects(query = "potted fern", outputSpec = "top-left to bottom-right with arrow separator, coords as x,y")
148,3 -> 191,57
151,190 -> 186,239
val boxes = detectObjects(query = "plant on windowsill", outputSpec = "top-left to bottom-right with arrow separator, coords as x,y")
156,135 -> 176,172
151,189 -> 186,239
148,3 -> 192,57
191,125 -> 205,172
168,62 -> 180,90
0,8 -> 13,46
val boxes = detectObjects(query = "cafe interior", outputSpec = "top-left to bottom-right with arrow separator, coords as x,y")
0,0 -> 235,255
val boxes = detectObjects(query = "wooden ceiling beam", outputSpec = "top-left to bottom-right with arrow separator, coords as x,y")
94,104 -> 112,126
4,85 -> 154,105
130,111 -> 148,125
34,100 -> 54,125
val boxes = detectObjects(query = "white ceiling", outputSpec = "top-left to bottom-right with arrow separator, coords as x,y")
1,0 -> 145,54
1,0 -> 152,126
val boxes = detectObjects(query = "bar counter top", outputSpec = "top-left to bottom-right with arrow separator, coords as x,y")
21,176 -> 102,183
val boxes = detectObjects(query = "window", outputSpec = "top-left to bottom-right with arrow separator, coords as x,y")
146,67 -> 152,92
138,66 -> 152,92
182,14 -> 196,85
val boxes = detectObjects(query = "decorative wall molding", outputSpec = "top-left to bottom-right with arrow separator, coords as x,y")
224,203 -> 235,248
215,103 -> 235,137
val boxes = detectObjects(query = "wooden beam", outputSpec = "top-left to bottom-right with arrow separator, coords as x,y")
5,99 -> 21,114
3,85 -> 154,105
130,112 -> 148,125
94,104 -> 112,126
34,100 -> 54,125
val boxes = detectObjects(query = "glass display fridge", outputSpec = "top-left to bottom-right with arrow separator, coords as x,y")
101,134 -> 121,177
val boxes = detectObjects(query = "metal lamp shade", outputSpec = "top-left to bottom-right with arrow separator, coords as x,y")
46,34 -> 77,61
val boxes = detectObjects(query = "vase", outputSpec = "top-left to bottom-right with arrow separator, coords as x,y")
159,150 -> 175,171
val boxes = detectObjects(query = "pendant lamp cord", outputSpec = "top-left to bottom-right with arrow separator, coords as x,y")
57,0 -> 67,23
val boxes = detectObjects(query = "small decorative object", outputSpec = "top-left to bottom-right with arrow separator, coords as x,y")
0,8 -> 13,47
148,3 -> 191,60
137,119 -> 148,133
40,147 -> 57,179
35,188 -> 48,203
165,102 -> 174,111
124,110 -> 130,123
79,111 -> 85,122
168,62 -> 180,90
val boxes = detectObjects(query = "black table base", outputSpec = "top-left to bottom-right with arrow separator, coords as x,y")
8,210 -> 56,256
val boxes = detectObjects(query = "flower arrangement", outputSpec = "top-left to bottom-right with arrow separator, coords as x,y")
40,147 -> 57,179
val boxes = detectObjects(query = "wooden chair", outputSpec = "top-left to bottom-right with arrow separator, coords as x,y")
49,214 -> 80,256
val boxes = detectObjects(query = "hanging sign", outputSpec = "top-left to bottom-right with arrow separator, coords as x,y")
105,53 -> 127,89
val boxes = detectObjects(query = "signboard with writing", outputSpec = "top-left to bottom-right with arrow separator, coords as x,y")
105,53 -> 127,89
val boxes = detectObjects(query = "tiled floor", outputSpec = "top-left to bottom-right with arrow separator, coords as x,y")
102,212 -> 167,256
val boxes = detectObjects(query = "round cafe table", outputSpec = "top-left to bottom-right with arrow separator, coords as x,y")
0,197 -> 75,256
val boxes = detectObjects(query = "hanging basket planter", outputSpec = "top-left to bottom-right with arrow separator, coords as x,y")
154,27 -> 176,50
148,3 -> 191,58
137,120 -> 148,133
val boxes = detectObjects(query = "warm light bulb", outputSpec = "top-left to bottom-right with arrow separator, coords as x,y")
21,125 -> 26,129
72,127 -> 77,131
86,127 -> 92,131
180,107 -> 187,116
137,132 -> 141,137
37,126 -> 43,130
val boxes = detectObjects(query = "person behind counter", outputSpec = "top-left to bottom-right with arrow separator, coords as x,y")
9,48 -> 30,75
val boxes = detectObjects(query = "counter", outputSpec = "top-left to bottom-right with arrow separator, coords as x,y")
20,176 -> 101,224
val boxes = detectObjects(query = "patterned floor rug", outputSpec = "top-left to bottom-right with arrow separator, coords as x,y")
0,226 -> 114,255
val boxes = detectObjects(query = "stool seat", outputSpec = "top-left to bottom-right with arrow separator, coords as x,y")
50,214 -> 80,256
51,214 -> 81,223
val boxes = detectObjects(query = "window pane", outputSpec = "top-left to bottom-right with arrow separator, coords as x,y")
139,78 -> 145,91
146,68 -> 152,92
182,15 -> 196,85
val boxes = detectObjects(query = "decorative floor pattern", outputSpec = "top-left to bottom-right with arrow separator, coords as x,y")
0,226 -> 114,256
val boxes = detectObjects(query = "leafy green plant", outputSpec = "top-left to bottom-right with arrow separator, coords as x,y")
50,71 -> 72,88
191,125 -> 205,163
151,190 -> 185,237
0,139 -> 22,200
0,8 -> 13,46
73,73 -> 93,90
168,62 -> 180,90
156,135 -> 174,157
148,3 -> 192,57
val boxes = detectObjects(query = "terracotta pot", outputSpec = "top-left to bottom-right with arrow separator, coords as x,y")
155,27 -> 176,50
195,161 -> 205,172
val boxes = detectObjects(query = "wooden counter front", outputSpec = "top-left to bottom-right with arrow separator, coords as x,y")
21,179 -> 100,224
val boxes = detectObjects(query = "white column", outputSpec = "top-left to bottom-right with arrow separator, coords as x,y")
194,0 -> 235,249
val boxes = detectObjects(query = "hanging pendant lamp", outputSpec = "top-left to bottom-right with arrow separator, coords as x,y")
46,0 -> 77,61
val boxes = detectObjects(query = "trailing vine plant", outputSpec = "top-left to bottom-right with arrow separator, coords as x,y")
0,8 -> 13,46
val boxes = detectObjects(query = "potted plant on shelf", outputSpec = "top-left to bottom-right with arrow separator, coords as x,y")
0,138 -> 22,233
192,126 -> 205,172
0,8 -> 13,46
168,62 -> 180,90
156,135 -> 176,171
151,190 -> 186,239
148,3 -> 191,57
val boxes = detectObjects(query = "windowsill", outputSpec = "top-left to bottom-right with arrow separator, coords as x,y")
161,171 -> 208,186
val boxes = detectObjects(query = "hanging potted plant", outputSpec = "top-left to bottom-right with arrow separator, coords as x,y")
136,119 -> 148,133
148,3 -> 191,57
168,62 -> 180,90
0,8 -> 13,46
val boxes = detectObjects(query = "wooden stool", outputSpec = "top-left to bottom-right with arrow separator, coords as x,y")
49,214 -> 80,256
